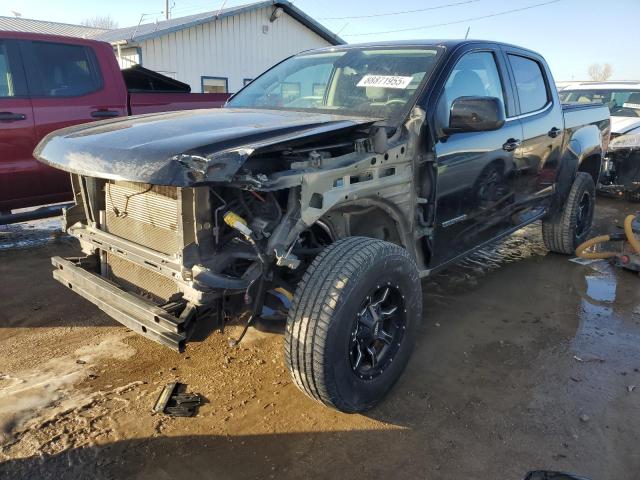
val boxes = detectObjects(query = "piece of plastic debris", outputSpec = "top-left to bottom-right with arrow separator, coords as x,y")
573,355 -> 605,363
568,257 -> 605,266
153,381 -> 203,417
628,385 -> 637,393
579,414 -> 590,422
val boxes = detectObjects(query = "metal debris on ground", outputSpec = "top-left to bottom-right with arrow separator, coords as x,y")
153,382 -> 203,417
568,257 -> 605,266
573,355 -> 605,363
524,471 -> 591,480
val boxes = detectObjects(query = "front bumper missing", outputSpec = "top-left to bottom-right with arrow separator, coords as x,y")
52,256 -> 189,351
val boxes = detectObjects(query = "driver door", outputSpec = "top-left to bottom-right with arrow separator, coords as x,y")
430,49 -> 523,265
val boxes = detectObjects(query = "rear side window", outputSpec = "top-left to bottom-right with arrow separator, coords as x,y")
0,41 -> 26,97
508,54 -> 549,114
27,41 -> 102,97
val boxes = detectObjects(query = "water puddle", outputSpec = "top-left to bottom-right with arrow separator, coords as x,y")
584,274 -> 617,303
425,222 -> 547,297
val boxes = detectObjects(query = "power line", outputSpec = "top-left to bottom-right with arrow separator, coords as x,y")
319,0 -> 481,20
343,0 -> 562,37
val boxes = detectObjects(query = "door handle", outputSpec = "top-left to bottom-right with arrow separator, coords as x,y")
502,138 -> 521,152
548,127 -> 562,138
0,111 -> 26,122
91,110 -> 120,119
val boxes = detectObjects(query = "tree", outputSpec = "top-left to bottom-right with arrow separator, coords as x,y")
81,15 -> 118,29
587,63 -> 613,81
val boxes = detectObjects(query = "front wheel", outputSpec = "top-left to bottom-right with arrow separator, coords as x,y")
542,172 -> 596,254
284,237 -> 422,412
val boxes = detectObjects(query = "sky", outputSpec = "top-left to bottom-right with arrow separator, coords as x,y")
1,0 -> 638,81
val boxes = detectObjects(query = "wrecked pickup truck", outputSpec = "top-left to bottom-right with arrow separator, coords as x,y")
35,40 -> 609,412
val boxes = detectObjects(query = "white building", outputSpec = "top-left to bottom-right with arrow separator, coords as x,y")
94,1 -> 344,94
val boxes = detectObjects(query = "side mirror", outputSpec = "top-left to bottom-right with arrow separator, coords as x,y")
445,96 -> 505,134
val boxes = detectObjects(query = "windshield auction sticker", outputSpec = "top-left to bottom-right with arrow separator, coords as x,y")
357,75 -> 413,89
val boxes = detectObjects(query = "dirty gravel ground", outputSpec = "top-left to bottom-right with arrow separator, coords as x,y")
1,198 -> 639,480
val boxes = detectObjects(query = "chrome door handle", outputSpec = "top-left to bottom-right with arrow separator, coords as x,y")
502,138 -> 521,152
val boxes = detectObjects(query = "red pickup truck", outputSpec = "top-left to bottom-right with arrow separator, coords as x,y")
0,31 -> 228,214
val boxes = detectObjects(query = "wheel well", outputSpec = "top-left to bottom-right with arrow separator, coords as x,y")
319,205 -> 404,247
578,154 -> 602,186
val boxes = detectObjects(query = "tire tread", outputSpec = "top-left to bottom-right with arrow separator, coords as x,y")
284,237 -> 418,411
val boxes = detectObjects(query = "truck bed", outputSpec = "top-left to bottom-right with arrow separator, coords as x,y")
128,92 -> 229,115
562,102 -> 610,130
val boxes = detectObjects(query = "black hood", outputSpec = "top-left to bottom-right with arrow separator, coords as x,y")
34,108 -> 376,186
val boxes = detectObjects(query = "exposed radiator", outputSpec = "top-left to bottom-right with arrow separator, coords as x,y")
104,181 -> 180,255
107,253 -> 180,303
103,181 -> 182,303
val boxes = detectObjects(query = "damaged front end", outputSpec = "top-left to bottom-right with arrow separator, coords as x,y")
600,132 -> 640,200
37,108 -> 423,351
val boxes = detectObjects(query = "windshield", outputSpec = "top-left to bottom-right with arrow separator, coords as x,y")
560,89 -> 640,118
227,47 -> 441,123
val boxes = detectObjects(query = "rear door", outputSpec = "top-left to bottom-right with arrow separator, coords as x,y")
502,48 -> 564,215
0,38 -> 36,212
20,39 -> 127,199
430,46 -> 523,264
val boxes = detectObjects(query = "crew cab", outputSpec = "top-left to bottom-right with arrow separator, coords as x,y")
0,31 -> 228,214
36,40 -> 609,412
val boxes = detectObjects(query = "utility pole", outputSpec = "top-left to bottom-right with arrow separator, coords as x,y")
165,0 -> 169,20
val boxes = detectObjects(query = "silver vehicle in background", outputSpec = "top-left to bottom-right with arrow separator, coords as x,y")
560,81 -> 640,198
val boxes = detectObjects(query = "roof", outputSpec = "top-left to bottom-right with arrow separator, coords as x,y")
299,39 -> 542,56
0,16 -> 107,38
94,1 -> 344,45
561,81 -> 640,90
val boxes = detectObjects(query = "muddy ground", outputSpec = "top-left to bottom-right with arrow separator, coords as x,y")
0,198 -> 639,480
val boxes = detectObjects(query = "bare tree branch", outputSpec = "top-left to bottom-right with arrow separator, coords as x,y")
80,15 -> 118,29
587,63 -> 614,81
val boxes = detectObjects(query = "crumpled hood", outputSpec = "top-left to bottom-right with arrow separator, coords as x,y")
34,108 -> 375,186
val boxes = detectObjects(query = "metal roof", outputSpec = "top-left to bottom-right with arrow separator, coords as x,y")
94,1 -> 344,45
0,16 -> 107,38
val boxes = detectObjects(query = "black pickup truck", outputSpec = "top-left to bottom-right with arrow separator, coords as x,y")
36,40 -> 609,413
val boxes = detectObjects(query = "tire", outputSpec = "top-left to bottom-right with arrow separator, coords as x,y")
542,172 -> 596,254
284,237 -> 421,412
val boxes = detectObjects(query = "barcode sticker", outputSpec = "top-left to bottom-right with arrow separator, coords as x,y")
356,75 -> 413,89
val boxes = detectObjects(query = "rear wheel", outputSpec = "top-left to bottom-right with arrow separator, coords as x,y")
542,172 -> 596,254
284,237 -> 421,412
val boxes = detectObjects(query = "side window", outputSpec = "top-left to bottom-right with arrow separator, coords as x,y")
439,51 -> 506,125
508,54 -> 549,114
0,41 -> 26,97
28,41 -> 102,97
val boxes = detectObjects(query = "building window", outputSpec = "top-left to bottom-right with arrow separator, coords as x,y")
201,76 -> 228,94
312,82 -> 326,97
281,82 -> 301,103
243,78 -> 253,86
